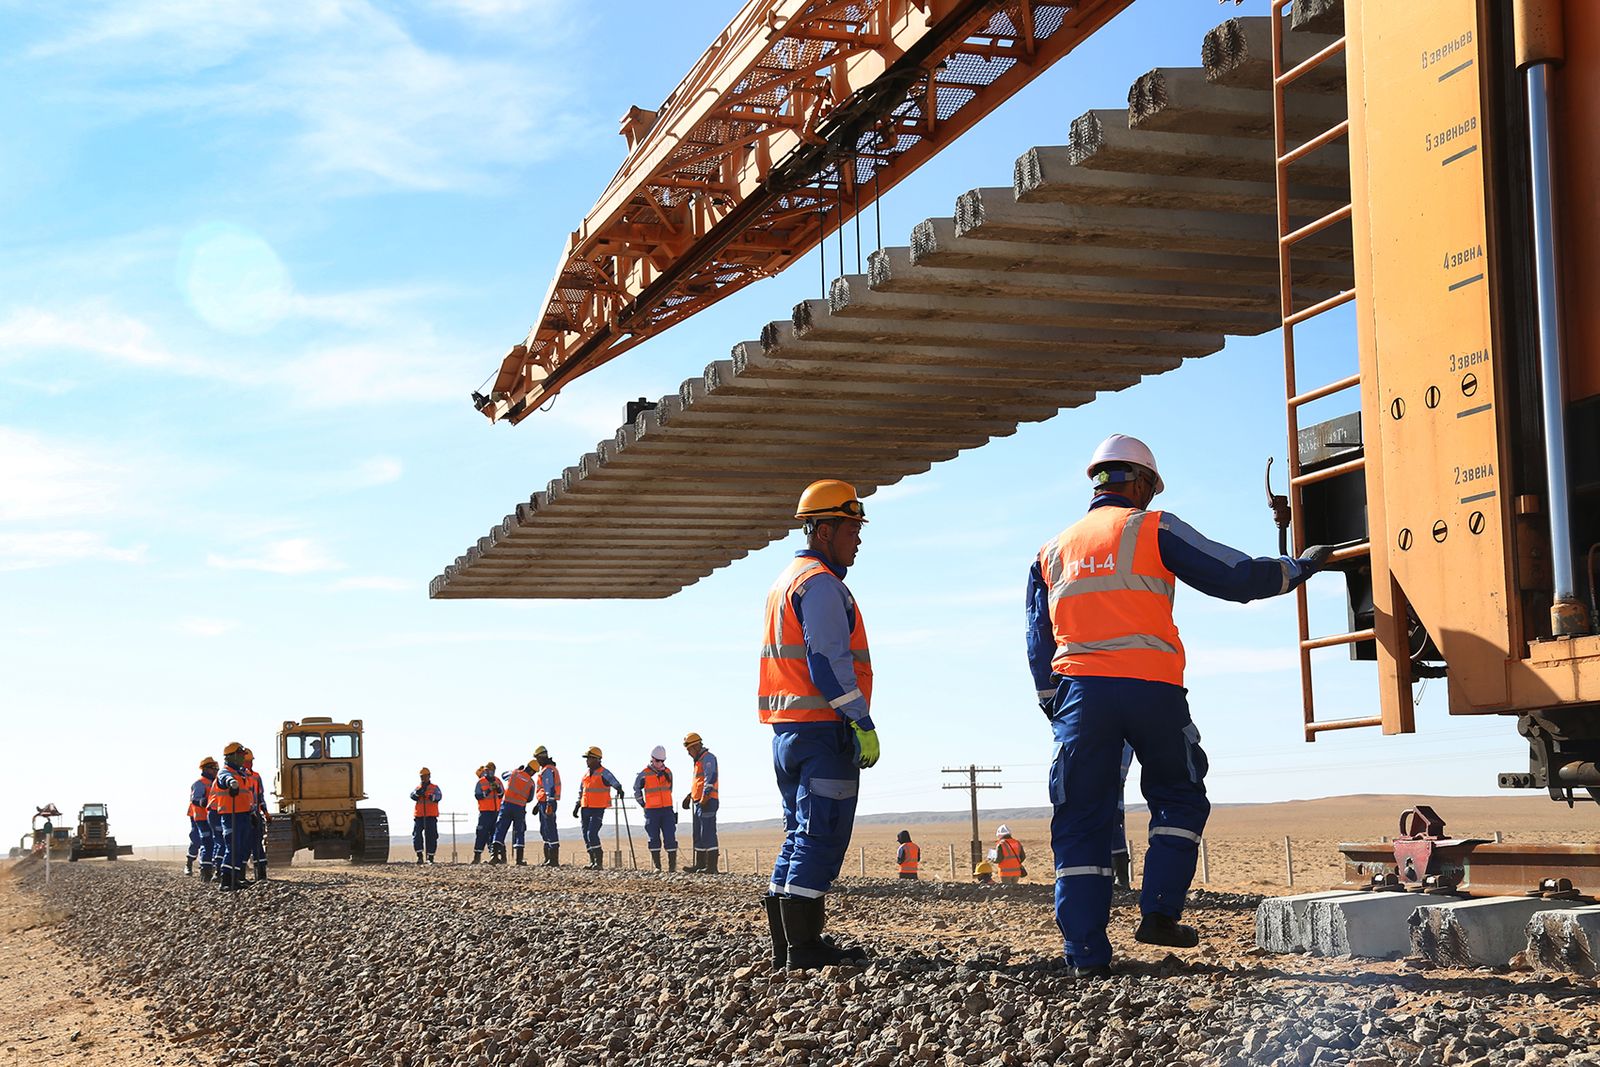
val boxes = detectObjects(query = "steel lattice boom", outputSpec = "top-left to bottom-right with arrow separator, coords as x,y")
476,0 -> 1133,423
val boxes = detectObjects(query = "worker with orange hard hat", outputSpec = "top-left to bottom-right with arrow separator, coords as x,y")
186,757 -> 218,880
573,746 -> 623,870
242,747 -> 270,883
213,742 -> 258,892
533,746 -> 562,867
1026,434 -> 1333,977
410,768 -> 442,865
472,763 -> 503,864
760,479 -> 879,970
680,731 -> 719,873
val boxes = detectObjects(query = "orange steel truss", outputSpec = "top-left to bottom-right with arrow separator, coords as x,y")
477,0 -> 1134,424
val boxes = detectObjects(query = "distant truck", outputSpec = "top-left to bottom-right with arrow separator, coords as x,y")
69,803 -> 133,861
8,804 -> 71,859
265,717 -> 389,866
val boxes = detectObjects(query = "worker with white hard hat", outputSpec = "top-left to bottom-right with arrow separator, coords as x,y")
993,825 -> 1026,884
758,479 -> 879,970
1026,434 -> 1333,978
633,745 -> 679,871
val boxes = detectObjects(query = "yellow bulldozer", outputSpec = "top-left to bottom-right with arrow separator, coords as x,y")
264,717 -> 389,866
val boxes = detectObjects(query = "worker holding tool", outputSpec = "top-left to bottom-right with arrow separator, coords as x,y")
242,747 -> 270,882
213,742 -> 258,892
534,746 -> 561,866
1026,434 -> 1333,978
574,746 -> 623,870
186,756 -> 218,880
493,759 -> 537,866
992,825 -> 1026,884
472,762 -> 503,864
633,746 -> 679,871
411,768 -> 442,865
895,830 -> 920,880
760,479 -> 879,970
681,732 -> 720,873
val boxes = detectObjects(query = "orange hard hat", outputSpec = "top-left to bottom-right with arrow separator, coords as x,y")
795,480 -> 866,523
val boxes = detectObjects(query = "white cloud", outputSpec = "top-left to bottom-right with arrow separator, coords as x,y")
0,306 -> 196,372
348,457 -> 403,487
334,576 -> 413,592
0,427 -> 131,521
26,0 -> 587,193
207,537 -> 341,575
0,531 -> 147,571
176,617 -> 238,637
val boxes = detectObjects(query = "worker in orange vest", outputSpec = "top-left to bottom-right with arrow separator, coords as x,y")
472,763 -> 503,864
759,480 -> 879,970
895,830 -> 920,880
410,768 -> 442,865
681,732 -> 719,873
1026,434 -> 1332,977
572,746 -> 622,870
213,742 -> 258,892
241,747 -> 270,882
993,826 -> 1026,884
633,745 -> 678,871
533,746 -> 561,867
186,756 -> 218,880
492,759 -> 537,866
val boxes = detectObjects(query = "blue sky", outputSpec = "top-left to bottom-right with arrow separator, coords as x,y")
1,1 -> 1545,849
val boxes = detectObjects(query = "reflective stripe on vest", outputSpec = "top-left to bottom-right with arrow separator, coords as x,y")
582,770 -> 612,808
1039,507 -> 1185,686
898,842 -> 921,875
692,752 -> 717,803
536,766 -> 560,804
414,785 -> 440,818
996,837 -> 1024,878
758,558 -> 873,724
504,768 -> 535,807
206,777 -> 223,812
188,778 -> 211,820
476,775 -> 502,812
213,768 -> 257,814
640,767 -> 673,809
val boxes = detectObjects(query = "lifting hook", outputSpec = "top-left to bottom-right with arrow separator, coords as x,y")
1265,457 -> 1291,556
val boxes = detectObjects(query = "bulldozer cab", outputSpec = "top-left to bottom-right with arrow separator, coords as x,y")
276,717 -> 367,813
77,804 -> 108,842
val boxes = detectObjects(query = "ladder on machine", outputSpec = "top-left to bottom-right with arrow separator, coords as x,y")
1271,2 -> 1414,741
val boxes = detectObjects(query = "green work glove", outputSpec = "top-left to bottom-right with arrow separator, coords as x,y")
850,722 -> 880,769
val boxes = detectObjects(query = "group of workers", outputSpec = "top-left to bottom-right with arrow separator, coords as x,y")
434,737 -> 721,872
184,742 -> 269,891
756,448 -> 1331,974
896,825 -> 1028,885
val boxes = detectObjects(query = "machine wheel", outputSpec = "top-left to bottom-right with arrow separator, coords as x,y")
69,847 -> 80,862
351,809 -> 390,865
106,838 -> 118,860
265,818 -> 297,867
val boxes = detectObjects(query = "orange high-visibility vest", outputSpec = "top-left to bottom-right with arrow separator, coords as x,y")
640,767 -> 673,809
206,777 -> 223,813
247,768 -> 267,812
188,778 -> 211,820
213,768 -> 257,814
582,770 -> 613,809
414,784 -> 441,818
692,752 -> 717,803
504,767 -> 535,807
476,775 -> 502,813
758,557 -> 872,724
996,837 -> 1024,879
536,765 -> 561,805
898,842 -> 921,875
1038,506 -> 1184,687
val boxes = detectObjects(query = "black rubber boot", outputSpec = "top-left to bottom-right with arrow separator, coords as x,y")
1112,852 -> 1131,891
1135,912 -> 1199,948
185,856 -> 195,876
515,846 -> 526,866
416,852 -> 424,866
685,849 -> 703,873
781,895 -> 871,970
667,850 -> 677,872
587,847 -> 603,870
219,867 -> 236,892
472,851 -> 482,865
548,844 -> 560,867
1072,964 -> 1114,979
489,842 -> 505,865
254,860 -> 267,882
199,863 -> 213,883
651,850 -> 662,870
426,854 -> 435,865
705,851 -> 719,875
763,894 -> 788,969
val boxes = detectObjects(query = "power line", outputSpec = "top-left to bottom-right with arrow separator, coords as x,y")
941,764 -> 1001,868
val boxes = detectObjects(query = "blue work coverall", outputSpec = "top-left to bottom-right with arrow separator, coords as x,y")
536,763 -> 561,846
580,768 -> 623,850
215,764 -> 255,881
633,767 -> 679,853
770,550 -> 873,900
410,783 -> 442,855
691,749 -> 719,853
474,776 -> 502,853
1025,492 -> 1314,968
187,775 -> 215,869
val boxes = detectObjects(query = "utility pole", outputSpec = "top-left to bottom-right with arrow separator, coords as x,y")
941,765 -> 1001,869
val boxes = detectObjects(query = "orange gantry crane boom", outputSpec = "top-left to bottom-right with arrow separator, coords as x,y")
475,0 -> 1134,424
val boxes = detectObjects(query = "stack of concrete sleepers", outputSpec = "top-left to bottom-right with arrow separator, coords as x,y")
431,9 -> 1351,599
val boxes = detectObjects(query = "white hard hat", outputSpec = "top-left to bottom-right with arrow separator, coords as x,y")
1086,434 -> 1164,496
996,824 -> 1011,837
650,745 -> 667,761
